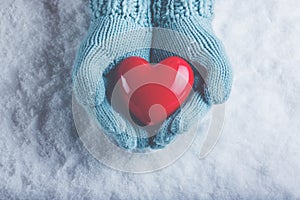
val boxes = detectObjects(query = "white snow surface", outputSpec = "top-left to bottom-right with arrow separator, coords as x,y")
0,0 -> 300,199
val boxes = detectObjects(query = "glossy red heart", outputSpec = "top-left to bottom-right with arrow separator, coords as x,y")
115,56 -> 194,126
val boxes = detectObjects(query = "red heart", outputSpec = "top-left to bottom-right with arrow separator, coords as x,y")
115,56 -> 194,126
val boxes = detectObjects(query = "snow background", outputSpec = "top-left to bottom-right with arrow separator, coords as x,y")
0,0 -> 300,199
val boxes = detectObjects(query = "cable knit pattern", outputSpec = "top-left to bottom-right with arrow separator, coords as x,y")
89,0 -> 151,26
73,0 -> 233,150
152,0 -> 214,25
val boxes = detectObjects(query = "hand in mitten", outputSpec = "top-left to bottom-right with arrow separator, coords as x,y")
150,0 -> 233,148
73,0 -> 152,149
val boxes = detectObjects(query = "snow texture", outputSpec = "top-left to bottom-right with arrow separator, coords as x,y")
0,0 -> 300,199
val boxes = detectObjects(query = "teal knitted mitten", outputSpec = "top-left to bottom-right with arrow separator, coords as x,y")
150,0 -> 233,148
73,0 -> 232,150
73,0 -> 152,149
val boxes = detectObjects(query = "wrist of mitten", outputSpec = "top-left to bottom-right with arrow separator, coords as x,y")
153,0 -> 214,25
90,0 -> 151,26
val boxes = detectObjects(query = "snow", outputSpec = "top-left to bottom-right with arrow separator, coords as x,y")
0,0 -> 300,199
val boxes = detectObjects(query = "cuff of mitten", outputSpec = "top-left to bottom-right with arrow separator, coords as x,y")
89,0 -> 151,26
153,0 -> 214,24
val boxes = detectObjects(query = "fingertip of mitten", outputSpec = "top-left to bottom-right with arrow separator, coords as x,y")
151,128 -> 176,149
204,62 -> 233,104
115,132 -> 137,150
136,138 -> 150,149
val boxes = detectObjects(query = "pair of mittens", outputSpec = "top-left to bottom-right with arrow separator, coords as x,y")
73,0 -> 233,150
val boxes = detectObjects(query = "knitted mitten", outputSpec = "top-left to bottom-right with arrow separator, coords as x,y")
73,0 -> 152,149
150,0 -> 233,148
